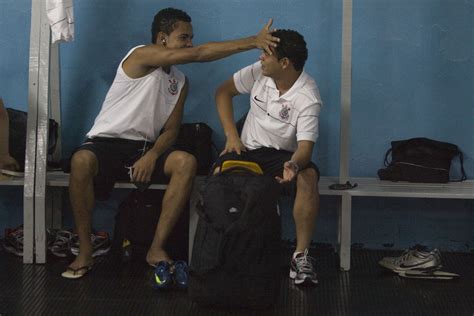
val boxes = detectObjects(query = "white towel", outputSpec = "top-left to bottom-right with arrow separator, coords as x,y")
46,0 -> 74,44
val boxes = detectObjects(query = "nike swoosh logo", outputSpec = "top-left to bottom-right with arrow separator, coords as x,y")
253,95 -> 264,102
155,274 -> 163,284
399,261 -> 432,268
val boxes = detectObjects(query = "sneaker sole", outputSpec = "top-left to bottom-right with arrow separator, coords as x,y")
71,246 -> 111,257
294,277 -> 318,285
379,259 -> 441,273
290,269 -> 318,285
398,270 -> 459,280
3,244 -> 23,257
50,250 -> 69,258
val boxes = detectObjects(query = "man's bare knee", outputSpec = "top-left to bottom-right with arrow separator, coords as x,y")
167,151 -> 197,175
71,150 -> 98,178
297,168 -> 319,192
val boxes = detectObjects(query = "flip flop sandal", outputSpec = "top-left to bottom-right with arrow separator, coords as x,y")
61,265 -> 93,279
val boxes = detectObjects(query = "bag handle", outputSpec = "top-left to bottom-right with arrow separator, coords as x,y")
383,148 -> 393,167
451,150 -> 467,182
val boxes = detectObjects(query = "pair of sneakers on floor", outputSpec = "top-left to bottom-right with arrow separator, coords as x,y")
153,249 -> 318,289
153,260 -> 189,290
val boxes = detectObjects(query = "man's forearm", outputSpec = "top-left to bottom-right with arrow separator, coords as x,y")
216,93 -> 239,140
195,36 -> 257,62
290,141 -> 315,171
147,129 -> 179,159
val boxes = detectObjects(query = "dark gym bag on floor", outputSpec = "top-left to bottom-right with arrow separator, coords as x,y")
112,189 -> 189,263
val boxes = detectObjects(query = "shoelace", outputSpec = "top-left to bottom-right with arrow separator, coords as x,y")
52,231 -> 74,247
295,249 -> 316,274
394,250 -> 415,265
394,249 -> 435,265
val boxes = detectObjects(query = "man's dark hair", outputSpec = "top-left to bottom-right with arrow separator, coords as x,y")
151,8 -> 191,43
272,30 -> 308,71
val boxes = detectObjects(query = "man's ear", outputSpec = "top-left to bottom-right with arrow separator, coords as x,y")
280,57 -> 290,69
157,32 -> 167,46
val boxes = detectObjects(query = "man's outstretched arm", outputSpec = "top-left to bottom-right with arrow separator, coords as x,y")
126,19 -> 279,73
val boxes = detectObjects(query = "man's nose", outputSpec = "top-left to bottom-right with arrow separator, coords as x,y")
186,39 -> 193,48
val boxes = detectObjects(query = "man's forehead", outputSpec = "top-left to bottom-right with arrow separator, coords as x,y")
171,21 -> 193,36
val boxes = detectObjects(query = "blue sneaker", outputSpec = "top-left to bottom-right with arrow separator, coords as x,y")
153,261 -> 172,290
173,260 -> 189,289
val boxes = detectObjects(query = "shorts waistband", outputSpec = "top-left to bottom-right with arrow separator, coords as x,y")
86,137 -> 154,146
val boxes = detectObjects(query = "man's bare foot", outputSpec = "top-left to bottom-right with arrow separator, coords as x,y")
146,248 -> 172,267
62,252 -> 93,279
68,252 -> 93,270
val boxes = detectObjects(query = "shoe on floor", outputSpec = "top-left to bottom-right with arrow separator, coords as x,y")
289,249 -> 318,286
379,248 -> 442,273
3,225 -> 24,257
153,261 -> 173,290
48,229 -> 76,258
61,265 -> 92,279
70,231 -> 111,257
173,260 -> 189,289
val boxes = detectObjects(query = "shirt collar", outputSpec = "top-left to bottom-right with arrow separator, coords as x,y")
264,70 -> 308,101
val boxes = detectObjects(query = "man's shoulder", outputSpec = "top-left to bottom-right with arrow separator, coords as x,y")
294,73 -> 321,105
171,66 -> 186,81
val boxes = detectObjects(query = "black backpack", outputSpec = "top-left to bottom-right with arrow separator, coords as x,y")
112,189 -> 189,263
189,171 -> 282,309
7,108 -> 59,170
174,122 -> 217,175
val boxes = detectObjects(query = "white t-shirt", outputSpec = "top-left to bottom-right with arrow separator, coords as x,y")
233,62 -> 322,152
87,45 -> 186,142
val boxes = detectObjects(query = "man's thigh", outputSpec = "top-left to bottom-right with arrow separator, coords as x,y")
73,138 -> 146,199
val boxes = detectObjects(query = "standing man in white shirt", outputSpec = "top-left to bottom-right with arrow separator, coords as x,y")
214,29 -> 322,286
63,7 -> 279,283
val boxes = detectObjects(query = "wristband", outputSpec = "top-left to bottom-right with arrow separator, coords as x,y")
287,160 -> 299,173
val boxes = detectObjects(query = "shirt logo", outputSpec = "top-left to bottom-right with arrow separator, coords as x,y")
253,95 -> 264,103
279,104 -> 291,121
168,79 -> 178,95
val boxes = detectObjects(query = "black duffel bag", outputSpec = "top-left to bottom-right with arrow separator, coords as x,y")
377,137 -> 467,183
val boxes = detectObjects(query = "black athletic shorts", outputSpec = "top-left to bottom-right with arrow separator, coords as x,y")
74,137 -> 176,200
213,147 -> 320,196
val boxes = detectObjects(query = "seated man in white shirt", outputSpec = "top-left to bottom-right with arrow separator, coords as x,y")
214,29 -> 322,286
64,7 -> 280,282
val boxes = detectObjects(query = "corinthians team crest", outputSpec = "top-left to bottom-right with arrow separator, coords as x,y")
279,103 -> 291,121
168,78 -> 178,95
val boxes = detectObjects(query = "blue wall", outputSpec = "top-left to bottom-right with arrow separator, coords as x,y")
0,0 -> 472,251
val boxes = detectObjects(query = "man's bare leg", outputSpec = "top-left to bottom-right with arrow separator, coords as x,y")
146,151 -> 197,265
67,150 -> 98,270
293,168 -> 320,253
